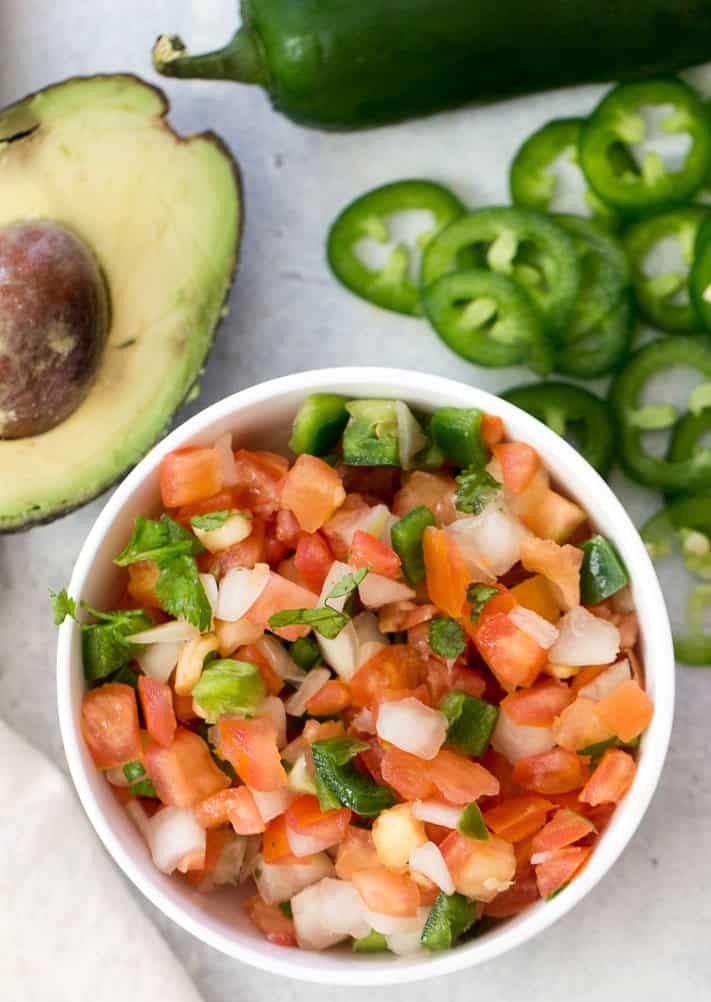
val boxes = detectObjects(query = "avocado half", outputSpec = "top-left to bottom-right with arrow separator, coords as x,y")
0,75 -> 242,531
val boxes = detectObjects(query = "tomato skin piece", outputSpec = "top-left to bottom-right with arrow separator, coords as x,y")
534,846 -> 590,898
427,749 -> 500,805
281,454 -> 346,533
484,875 -> 540,917
195,787 -> 252,829
423,526 -> 471,619
483,795 -> 554,843
474,609 -> 548,691
335,826 -> 379,880
285,795 -> 351,855
349,529 -> 402,579
294,532 -> 334,593
579,748 -> 636,806
480,413 -> 505,449
512,748 -> 588,795
245,894 -> 297,947
380,746 -> 436,801
160,447 -> 223,508
144,728 -> 230,807
530,808 -> 595,854
81,683 -> 141,769
352,865 -> 420,917
228,786 -> 267,835
350,644 -> 422,708
137,676 -> 177,749
217,717 -> 287,792
511,574 -> 560,624
501,679 -> 574,728
494,442 -> 541,494
306,679 -> 351,716
595,680 -> 653,742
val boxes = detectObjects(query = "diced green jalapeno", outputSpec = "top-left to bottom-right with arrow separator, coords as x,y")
429,407 -> 488,468
191,659 -> 266,724
458,802 -> 488,840
390,505 -> 435,584
342,399 -> 426,467
311,737 -> 397,816
501,381 -> 615,476
578,535 -> 629,605
289,635 -> 323,670
440,690 -> 499,757
421,206 -> 580,338
327,180 -> 465,315
579,79 -> 711,218
353,930 -> 389,953
289,394 -> 349,456
420,892 -> 478,951
555,295 -> 634,379
690,221 -> 711,336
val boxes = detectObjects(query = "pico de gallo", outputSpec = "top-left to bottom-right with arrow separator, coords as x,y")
54,395 -> 653,955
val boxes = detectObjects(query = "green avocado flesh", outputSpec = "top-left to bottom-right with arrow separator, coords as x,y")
0,75 -> 242,531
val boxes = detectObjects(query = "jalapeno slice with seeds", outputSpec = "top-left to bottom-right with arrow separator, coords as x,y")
421,206 -> 579,337
625,207 -> 708,333
579,78 -> 711,218
501,380 -> 615,475
610,335 -> 711,491
421,268 -> 552,374
555,295 -> 634,380
327,179 -> 465,315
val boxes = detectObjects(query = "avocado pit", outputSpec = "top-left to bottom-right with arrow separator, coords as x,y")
0,221 -> 109,438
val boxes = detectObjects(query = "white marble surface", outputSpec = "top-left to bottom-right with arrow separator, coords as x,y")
2,2 -> 711,999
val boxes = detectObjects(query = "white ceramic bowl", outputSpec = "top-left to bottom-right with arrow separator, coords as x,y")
57,367 -> 674,986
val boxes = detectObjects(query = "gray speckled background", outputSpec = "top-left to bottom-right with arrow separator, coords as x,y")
2,2 -> 710,999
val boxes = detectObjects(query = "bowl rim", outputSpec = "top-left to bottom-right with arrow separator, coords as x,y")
57,366 -> 674,986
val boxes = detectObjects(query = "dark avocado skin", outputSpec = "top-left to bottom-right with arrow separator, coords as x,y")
0,75 -> 243,533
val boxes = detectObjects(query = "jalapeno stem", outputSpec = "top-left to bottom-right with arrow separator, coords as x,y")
152,28 -> 268,85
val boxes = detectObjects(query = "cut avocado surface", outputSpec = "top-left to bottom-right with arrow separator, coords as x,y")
0,75 -> 242,531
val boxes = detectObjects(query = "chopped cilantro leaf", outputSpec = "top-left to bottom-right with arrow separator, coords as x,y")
278,901 -> 293,919
268,606 -> 350,639
467,584 -> 499,622
429,617 -> 466,658
326,567 -> 369,600
114,514 -> 204,566
154,553 -> 213,632
50,588 -> 77,625
190,510 -> 234,531
455,467 -> 501,514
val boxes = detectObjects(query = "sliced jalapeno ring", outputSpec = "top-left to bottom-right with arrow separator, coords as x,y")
501,380 -> 615,475
421,206 -> 579,337
421,267 -> 552,375
624,207 -> 708,333
610,335 -> 711,491
327,179 -> 465,315
668,408 -> 711,474
580,78 -> 711,218
555,295 -> 634,380
689,222 -> 711,335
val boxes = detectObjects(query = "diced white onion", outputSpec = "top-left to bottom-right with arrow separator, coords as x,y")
508,606 -> 559,650
257,695 -> 287,748
353,611 -> 388,667
359,573 -> 416,609
318,561 -> 353,612
287,753 -> 318,795
578,658 -> 631,701
351,707 -> 376,734
376,697 -> 448,760
386,914 -> 429,956
492,708 -> 556,764
395,401 -> 428,470
214,431 -> 238,486
255,634 -> 304,682
363,907 -> 427,936
198,833 -> 247,892
127,620 -> 198,644
248,785 -> 295,824
446,504 -> 526,577
318,621 -> 359,681
409,841 -> 455,895
125,799 -> 151,839
216,562 -> 270,622
254,852 -> 335,905
194,513 -> 252,553
200,573 -> 219,615
549,606 -> 620,667
143,806 -> 206,875
135,641 -> 182,683
287,824 -> 338,859
215,617 -> 263,657
285,667 -> 332,717
412,800 -> 463,829
292,878 -> 370,949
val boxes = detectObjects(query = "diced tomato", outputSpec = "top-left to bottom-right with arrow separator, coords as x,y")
81,683 -> 141,769
616,611 -> 639,649
426,749 -> 499,805
228,786 -> 267,835
349,529 -> 402,580
160,447 -> 223,508
350,645 -> 423,709
484,875 -> 540,917
380,746 -> 436,800
263,529 -> 289,568
173,689 -> 198,723
320,493 -> 371,560
393,471 -> 458,526
245,571 -> 319,642
595,680 -> 653,742
285,795 -> 351,855
512,748 -> 588,795
402,603 -> 439,631
440,831 -> 516,902
280,454 -> 346,533
552,697 -> 614,751
571,664 -> 608,695
175,490 -> 236,528
237,643 -> 284,696
585,802 -> 616,832
523,489 -> 586,544
218,717 -> 287,791
137,676 -> 177,748
520,537 -> 583,611
335,826 -> 379,880
306,679 -> 351,716
483,796 -> 554,843
450,666 -> 487,699
202,517 -> 266,575
294,532 -> 334,593
195,787 -> 250,829
303,719 -> 345,743
480,748 -> 520,801
263,814 -> 298,864
144,728 -> 230,806
356,737 -> 386,786
351,866 -> 420,917
494,442 -> 541,494
511,574 -> 560,624
501,679 -> 574,728
183,827 -> 232,887
530,808 -> 595,854
423,526 -> 472,619
480,413 -> 505,449
473,608 -> 548,691
275,508 -> 301,547
127,560 -> 161,608
232,449 -> 288,516
579,748 -> 636,806
534,846 -> 590,898
245,894 -> 297,947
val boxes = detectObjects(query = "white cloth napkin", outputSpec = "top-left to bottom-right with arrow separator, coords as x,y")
0,720 -> 204,1002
